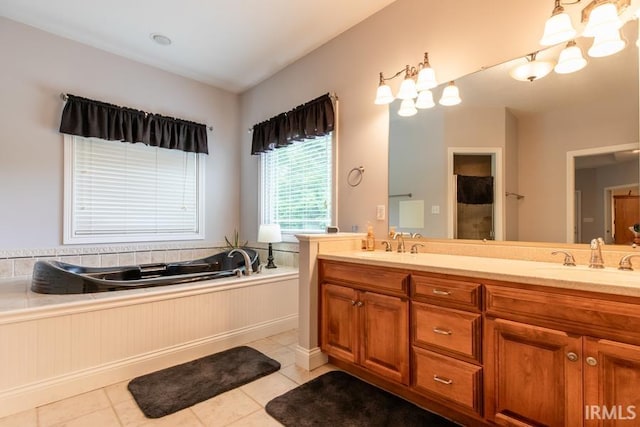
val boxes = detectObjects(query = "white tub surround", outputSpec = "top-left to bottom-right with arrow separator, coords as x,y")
0,268 -> 298,418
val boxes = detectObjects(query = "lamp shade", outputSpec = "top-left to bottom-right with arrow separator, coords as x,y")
397,98 -> 417,117
374,83 -> 394,105
583,1 -> 622,37
554,40 -> 587,74
416,66 -> 437,91
415,90 -> 435,109
540,7 -> 577,46
439,82 -> 461,106
510,58 -> 555,82
257,224 -> 282,243
588,29 -> 626,57
396,77 -> 418,100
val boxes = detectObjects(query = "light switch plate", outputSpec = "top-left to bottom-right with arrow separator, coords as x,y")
431,205 -> 440,214
376,205 -> 385,220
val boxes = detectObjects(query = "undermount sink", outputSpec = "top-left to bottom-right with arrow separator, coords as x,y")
533,264 -> 640,285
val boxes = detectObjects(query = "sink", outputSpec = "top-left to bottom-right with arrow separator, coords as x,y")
533,265 -> 640,285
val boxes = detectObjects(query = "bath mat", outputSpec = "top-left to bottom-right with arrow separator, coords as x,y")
265,371 -> 460,426
128,346 -> 280,418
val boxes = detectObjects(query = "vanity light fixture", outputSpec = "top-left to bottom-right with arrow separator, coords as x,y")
583,0 -> 624,37
588,27 -> 627,56
554,40 -> 588,73
438,82 -> 462,106
540,0 -> 578,46
510,52 -> 555,82
375,52 -> 449,115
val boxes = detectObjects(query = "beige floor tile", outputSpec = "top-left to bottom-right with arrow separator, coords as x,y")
267,329 -> 298,346
227,409 -> 283,427
51,407 -> 120,427
264,346 -> 295,368
191,389 -> 260,427
0,408 -> 37,427
105,380 -> 135,405
112,398 -> 149,426
279,363 -> 336,385
137,409 -> 203,427
245,338 -> 284,355
239,372 -> 297,407
37,389 -> 111,427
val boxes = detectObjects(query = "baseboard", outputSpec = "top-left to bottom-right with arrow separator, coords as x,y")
0,314 -> 298,418
294,345 -> 328,371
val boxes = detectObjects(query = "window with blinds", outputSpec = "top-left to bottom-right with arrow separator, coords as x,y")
260,133 -> 334,236
63,135 -> 204,244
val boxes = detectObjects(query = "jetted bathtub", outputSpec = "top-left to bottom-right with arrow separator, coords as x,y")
31,248 -> 260,294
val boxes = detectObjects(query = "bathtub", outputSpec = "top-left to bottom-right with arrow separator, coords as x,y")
31,248 -> 260,294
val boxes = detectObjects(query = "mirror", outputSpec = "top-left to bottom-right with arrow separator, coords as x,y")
389,19 -> 639,244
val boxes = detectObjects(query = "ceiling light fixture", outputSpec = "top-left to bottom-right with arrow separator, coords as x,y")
554,40 -> 588,73
540,0 -> 578,46
150,33 -> 172,46
510,52 -> 555,82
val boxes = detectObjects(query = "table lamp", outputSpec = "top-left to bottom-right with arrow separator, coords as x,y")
258,224 -> 282,268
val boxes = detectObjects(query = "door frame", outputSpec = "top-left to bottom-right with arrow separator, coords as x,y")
447,147 -> 504,240
566,142 -> 639,243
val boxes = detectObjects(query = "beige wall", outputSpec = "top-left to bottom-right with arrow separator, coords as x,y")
0,17 -> 240,250
239,0 -> 559,240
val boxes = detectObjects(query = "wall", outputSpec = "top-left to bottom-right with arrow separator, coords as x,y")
239,0 -> 563,241
0,17 -> 240,251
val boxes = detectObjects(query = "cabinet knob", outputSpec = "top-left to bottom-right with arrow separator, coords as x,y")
586,356 -> 598,366
567,352 -> 579,362
433,327 -> 453,336
356,301 -> 363,307
432,289 -> 452,296
350,300 -> 356,306
433,375 -> 453,385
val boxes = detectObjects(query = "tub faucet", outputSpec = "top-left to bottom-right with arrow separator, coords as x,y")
589,238 -> 605,269
228,248 -> 253,276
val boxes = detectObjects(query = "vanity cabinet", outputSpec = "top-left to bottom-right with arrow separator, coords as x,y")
319,262 -> 410,385
485,283 -> 640,427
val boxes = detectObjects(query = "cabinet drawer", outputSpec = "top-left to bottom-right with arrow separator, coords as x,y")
320,261 -> 409,295
412,302 -> 481,360
411,274 -> 481,311
412,347 -> 482,414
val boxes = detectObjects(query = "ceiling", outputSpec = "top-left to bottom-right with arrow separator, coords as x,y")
0,0 -> 397,93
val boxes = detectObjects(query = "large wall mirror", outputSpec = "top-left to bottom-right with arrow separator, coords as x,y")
389,19 -> 639,245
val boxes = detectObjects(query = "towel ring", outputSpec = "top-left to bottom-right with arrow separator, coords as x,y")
347,166 -> 365,187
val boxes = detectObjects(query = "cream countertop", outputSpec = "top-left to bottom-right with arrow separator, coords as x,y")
318,250 -> 640,297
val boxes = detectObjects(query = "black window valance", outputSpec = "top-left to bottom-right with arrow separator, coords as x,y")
251,93 -> 334,155
59,94 -> 209,154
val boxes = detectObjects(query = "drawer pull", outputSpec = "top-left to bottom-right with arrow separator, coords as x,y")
433,375 -> 453,385
432,327 -> 452,336
432,289 -> 452,296
356,301 -> 363,307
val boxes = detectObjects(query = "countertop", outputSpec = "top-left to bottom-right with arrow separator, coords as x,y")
318,250 -> 640,297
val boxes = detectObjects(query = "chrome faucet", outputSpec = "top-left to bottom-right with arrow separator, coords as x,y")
618,254 -> 640,271
551,250 -> 576,266
588,238 -> 605,269
382,241 -> 392,252
410,243 -> 425,254
228,248 -> 253,276
411,232 -> 423,238
396,234 -> 406,253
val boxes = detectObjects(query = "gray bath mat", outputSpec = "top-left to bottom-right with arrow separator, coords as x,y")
265,371 -> 460,426
128,346 -> 280,418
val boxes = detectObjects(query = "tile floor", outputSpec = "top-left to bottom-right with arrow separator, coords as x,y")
0,330 -> 336,427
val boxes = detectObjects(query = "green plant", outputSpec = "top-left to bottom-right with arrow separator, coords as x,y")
225,229 -> 248,249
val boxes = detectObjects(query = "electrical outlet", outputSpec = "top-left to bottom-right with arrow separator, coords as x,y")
376,205 -> 385,220
431,205 -> 440,214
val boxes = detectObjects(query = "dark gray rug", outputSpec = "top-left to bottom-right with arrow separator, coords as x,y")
265,371 -> 460,426
128,346 -> 280,418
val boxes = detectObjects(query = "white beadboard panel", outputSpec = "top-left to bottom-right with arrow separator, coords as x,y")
0,275 -> 298,417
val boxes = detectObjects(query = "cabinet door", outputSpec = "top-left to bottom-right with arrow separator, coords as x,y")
320,283 -> 358,363
485,318 -> 583,427
360,291 -> 410,384
584,338 -> 640,426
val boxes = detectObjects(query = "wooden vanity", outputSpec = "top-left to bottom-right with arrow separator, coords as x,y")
317,255 -> 640,427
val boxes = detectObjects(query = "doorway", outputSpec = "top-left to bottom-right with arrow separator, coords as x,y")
613,194 -> 640,244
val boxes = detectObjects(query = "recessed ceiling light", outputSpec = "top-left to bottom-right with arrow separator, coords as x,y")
150,33 -> 172,46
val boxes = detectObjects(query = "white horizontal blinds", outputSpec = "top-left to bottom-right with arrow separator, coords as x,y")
72,136 -> 199,237
262,133 -> 332,233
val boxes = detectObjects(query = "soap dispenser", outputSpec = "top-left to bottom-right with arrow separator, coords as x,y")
366,224 -> 375,251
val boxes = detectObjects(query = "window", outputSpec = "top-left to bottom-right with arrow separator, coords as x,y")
64,135 -> 204,244
260,133 -> 335,237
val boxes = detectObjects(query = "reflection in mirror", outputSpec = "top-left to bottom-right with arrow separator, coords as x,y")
389,19 -> 639,245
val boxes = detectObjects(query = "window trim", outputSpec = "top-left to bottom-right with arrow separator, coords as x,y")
259,132 -> 338,242
63,134 -> 205,244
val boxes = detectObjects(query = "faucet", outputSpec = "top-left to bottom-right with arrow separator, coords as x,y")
618,254 -> 640,271
382,241 -> 392,252
396,234 -> 406,253
228,248 -> 253,276
410,243 -> 425,254
411,232 -> 423,238
551,250 -> 576,266
588,238 -> 605,269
